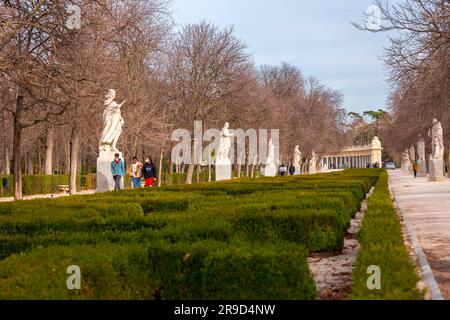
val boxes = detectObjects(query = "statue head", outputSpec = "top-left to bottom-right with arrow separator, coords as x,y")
105,89 -> 116,101
432,118 -> 438,126
224,122 -> 229,129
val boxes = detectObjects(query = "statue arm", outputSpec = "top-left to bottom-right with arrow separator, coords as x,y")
225,129 -> 233,137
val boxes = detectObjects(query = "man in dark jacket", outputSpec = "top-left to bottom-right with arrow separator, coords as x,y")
142,157 -> 157,187
289,164 -> 296,175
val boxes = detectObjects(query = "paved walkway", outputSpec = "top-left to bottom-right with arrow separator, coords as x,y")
388,169 -> 450,299
0,190 -> 95,203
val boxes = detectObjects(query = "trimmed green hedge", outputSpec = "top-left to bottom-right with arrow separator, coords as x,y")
0,241 -> 316,300
0,174 -> 96,197
350,171 -> 424,300
234,209 -> 344,251
0,169 -> 383,299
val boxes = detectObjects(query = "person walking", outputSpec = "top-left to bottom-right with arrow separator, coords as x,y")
279,164 -> 287,176
111,153 -> 126,191
142,157 -> 157,187
129,156 -> 143,189
413,161 -> 419,178
288,164 -> 296,175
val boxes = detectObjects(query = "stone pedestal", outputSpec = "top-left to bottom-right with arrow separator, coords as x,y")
402,164 -> 411,174
295,166 -> 301,175
417,160 -> 427,177
97,151 -> 124,192
215,160 -> 231,181
428,159 -> 444,181
262,165 -> 277,177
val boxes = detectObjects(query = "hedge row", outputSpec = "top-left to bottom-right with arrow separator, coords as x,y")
0,205 -> 348,259
0,174 -> 96,197
0,169 -> 382,299
350,171 -> 424,300
0,241 -> 316,300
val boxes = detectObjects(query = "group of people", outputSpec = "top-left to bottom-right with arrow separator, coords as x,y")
279,164 -> 297,176
110,154 -> 158,190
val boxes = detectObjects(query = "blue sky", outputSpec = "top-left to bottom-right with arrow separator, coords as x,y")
171,0 -> 399,114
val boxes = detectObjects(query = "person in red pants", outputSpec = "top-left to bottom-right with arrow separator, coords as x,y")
142,156 -> 157,187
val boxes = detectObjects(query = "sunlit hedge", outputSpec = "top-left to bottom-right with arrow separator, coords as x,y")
350,171 -> 424,300
0,169 -> 382,299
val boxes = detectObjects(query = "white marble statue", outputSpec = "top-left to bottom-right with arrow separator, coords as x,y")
266,139 -> 275,166
402,150 -> 411,165
293,145 -> 302,167
99,89 -> 126,152
309,150 -> 318,173
371,136 -> 382,149
417,135 -> 425,162
409,145 -> 416,162
430,118 -> 444,160
217,122 -> 233,163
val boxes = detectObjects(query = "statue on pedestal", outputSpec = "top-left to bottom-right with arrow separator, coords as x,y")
216,122 -> 233,164
416,134 -> 427,177
402,150 -> 411,165
409,145 -> 416,163
429,118 -> 444,160
309,150 -> 318,174
428,119 -> 445,181
293,145 -> 302,168
266,139 -> 275,166
417,134 -> 425,162
99,89 -> 126,152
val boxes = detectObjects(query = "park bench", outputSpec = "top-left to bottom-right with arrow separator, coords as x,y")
57,185 -> 70,194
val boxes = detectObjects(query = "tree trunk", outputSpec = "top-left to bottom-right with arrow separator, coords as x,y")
12,99 -> 23,200
236,164 -> 241,178
26,151 -> 34,175
158,150 -> 163,187
447,145 -> 450,177
56,153 -> 60,174
3,151 -> 10,175
38,148 -> 42,174
169,158 -> 174,175
64,140 -> 71,175
196,164 -> 201,183
2,110 -> 10,175
86,155 -> 92,174
186,163 -> 194,184
69,127 -> 80,195
208,156 -> 212,182
44,126 -> 55,175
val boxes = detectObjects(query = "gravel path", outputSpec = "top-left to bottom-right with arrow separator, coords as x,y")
307,187 -> 374,300
0,190 -> 96,203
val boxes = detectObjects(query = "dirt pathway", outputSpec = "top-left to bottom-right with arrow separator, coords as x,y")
307,187 -> 373,300
0,190 -> 95,203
